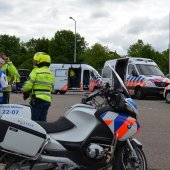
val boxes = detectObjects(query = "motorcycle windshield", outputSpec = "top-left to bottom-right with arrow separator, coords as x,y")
106,63 -> 130,98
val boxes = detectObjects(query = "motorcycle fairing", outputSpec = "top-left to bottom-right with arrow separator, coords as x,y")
126,98 -> 137,109
51,104 -> 98,142
101,111 -> 140,141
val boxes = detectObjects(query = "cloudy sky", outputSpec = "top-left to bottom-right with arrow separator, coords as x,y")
0,0 -> 169,54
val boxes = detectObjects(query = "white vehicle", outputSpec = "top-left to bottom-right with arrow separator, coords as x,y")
102,57 -> 170,99
50,63 -> 102,94
0,68 -> 147,170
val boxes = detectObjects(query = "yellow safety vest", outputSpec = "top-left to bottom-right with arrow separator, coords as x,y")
70,69 -> 75,77
1,62 -> 18,92
14,74 -> 20,83
22,66 -> 54,102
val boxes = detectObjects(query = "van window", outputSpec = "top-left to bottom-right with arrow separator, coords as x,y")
91,71 -> 96,80
128,64 -> 136,75
102,66 -> 111,78
136,64 -> 164,76
91,70 -> 100,79
55,69 -> 67,77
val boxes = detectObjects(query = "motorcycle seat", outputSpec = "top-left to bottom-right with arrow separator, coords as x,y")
37,117 -> 75,133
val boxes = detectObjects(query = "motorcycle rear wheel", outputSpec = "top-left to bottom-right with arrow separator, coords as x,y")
112,144 -> 147,170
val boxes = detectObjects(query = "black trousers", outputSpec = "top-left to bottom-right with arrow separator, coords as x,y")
3,91 -> 10,104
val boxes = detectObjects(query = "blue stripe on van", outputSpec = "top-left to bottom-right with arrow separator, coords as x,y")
139,77 -> 145,82
136,76 -> 142,82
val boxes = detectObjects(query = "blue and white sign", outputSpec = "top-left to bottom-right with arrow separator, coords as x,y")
0,104 -> 31,119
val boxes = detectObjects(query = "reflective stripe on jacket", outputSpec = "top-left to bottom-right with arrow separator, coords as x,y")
22,66 -> 54,102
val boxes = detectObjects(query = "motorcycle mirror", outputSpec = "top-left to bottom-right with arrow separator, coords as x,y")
115,93 -> 125,109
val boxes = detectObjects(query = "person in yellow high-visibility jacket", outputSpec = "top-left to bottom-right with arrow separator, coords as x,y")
0,52 -> 18,103
21,52 -> 54,121
69,68 -> 76,87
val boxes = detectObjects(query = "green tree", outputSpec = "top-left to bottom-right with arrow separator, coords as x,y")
0,34 -> 22,67
80,43 -> 120,70
49,30 -> 87,63
0,34 -> 21,55
19,58 -> 33,70
160,49 -> 169,74
24,38 -> 50,54
20,37 -> 51,69
127,39 -> 169,74
127,39 -> 156,59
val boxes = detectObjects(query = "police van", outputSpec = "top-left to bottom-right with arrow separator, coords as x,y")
50,63 -> 102,94
102,57 -> 170,99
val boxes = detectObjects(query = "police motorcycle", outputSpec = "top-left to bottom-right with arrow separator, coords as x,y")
0,64 -> 147,170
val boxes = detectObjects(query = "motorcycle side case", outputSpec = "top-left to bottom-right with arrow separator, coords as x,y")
101,111 -> 140,141
0,114 -> 47,157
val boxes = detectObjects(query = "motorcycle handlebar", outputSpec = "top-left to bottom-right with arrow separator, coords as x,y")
82,89 -> 102,103
81,87 -> 116,104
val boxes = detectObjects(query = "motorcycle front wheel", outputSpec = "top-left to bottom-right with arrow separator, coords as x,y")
112,143 -> 147,170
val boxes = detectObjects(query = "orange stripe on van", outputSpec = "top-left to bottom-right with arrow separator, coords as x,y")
91,81 -> 96,91
60,84 -> 68,91
165,79 -> 170,83
133,81 -> 137,87
140,81 -> 146,87
80,83 -> 83,90
125,82 -> 129,86
129,81 -> 133,86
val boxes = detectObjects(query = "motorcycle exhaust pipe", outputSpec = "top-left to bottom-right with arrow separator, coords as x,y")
39,155 -> 78,169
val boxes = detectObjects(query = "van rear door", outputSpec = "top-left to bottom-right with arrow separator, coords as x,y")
53,69 -> 68,91
115,58 -> 129,82
83,70 -> 90,90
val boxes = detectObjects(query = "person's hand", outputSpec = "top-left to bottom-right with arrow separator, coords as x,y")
4,57 -> 10,62
0,53 -> 10,62
2,56 -> 10,62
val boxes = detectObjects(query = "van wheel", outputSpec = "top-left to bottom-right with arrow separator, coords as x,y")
92,87 -> 99,92
135,87 -> 144,100
59,91 -> 66,95
52,90 -> 58,94
165,92 -> 170,103
54,90 -> 59,94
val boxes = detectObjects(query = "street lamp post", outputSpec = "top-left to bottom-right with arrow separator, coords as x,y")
69,17 -> 77,63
